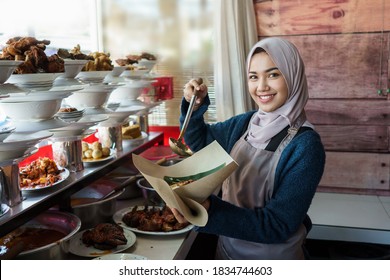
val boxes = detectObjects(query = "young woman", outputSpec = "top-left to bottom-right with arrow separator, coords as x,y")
173,37 -> 326,259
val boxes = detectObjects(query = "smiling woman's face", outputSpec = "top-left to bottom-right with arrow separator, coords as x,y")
248,51 -> 288,112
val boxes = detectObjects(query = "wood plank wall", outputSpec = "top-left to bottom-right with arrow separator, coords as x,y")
254,0 -> 390,195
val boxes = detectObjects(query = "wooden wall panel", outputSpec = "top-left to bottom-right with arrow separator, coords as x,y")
319,152 -> 390,190
306,99 -> 390,125
315,125 -> 389,152
254,0 -> 390,36
276,34 -> 389,99
254,1 -> 390,195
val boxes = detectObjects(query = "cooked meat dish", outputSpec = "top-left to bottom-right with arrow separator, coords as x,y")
81,223 -> 127,250
122,206 -> 189,232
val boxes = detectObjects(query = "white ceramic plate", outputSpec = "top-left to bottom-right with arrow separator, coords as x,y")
11,118 -> 69,133
113,206 -> 194,236
76,71 -> 112,83
70,114 -> 110,128
121,69 -> 149,78
69,227 -> 136,257
20,168 -> 70,191
1,131 -> 53,148
93,253 -> 147,260
7,73 -> 63,84
1,89 -> 75,102
82,149 -> 116,164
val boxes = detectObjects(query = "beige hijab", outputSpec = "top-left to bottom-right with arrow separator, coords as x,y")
246,37 -> 313,149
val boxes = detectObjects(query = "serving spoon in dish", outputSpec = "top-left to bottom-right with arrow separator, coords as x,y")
169,78 -> 203,157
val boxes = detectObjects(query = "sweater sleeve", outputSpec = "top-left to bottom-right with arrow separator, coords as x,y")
180,96 -> 255,153
196,130 -> 326,244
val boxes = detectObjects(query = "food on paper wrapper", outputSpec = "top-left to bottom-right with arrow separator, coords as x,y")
122,124 -> 142,139
169,179 -> 195,189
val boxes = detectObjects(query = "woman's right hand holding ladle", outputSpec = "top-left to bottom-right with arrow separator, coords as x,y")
183,78 -> 208,111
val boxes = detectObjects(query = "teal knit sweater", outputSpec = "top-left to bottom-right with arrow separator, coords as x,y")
180,96 -> 326,243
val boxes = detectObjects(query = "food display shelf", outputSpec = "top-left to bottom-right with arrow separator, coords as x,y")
0,131 -> 164,237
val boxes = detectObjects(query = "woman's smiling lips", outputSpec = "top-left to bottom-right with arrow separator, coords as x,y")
257,93 -> 276,103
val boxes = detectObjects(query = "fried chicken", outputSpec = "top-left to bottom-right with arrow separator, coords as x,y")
1,36 -> 64,74
81,223 -> 127,250
122,206 -> 189,232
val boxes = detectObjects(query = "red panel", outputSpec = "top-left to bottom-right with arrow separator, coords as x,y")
141,76 -> 173,101
149,126 -> 179,146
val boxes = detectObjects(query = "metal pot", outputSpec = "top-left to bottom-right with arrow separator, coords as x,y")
136,157 -> 182,206
17,210 -> 81,260
117,177 -> 142,200
117,157 -> 182,200
71,180 -> 125,230
136,177 -> 165,207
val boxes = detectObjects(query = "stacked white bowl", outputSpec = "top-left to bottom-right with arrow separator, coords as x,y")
55,108 -> 85,123
108,80 -> 153,106
7,73 -> 63,91
0,60 -> 24,84
75,70 -> 112,84
0,88 -> 76,133
64,84 -> 117,109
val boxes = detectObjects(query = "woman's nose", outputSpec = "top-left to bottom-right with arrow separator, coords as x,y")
257,78 -> 270,92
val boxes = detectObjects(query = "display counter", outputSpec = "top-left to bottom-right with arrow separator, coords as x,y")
66,197 -> 197,260
0,132 -> 164,237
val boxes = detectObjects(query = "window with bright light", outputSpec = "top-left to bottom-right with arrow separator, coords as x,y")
0,0 -> 216,126
0,0 -> 100,54
101,0 -> 216,126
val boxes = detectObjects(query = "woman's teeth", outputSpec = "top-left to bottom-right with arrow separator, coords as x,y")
259,94 -> 274,100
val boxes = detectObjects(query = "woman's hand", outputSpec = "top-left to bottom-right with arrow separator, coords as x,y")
183,78 -> 208,109
170,208 -> 187,224
170,198 -> 211,224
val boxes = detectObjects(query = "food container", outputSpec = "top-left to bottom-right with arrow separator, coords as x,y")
135,157 -> 182,206
96,125 -> 123,151
70,180 -> 125,230
16,210 -> 81,260
136,177 -> 165,206
52,137 -> 84,172
116,175 -> 142,200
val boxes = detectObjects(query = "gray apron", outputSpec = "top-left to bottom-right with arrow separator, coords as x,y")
216,115 -> 307,260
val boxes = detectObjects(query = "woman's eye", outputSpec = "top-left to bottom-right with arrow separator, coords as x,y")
268,72 -> 280,78
248,74 -> 257,80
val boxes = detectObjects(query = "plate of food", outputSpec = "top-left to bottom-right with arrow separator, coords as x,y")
113,205 -> 194,236
19,158 -> 70,191
81,141 -> 115,164
69,223 -> 136,258
82,149 -> 116,164
122,123 -> 148,141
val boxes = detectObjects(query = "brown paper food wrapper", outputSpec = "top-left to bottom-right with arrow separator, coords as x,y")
132,141 -> 238,226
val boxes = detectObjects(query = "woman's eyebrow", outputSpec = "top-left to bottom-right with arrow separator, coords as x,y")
265,67 -> 278,73
249,67 -> 279,74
